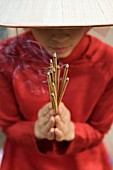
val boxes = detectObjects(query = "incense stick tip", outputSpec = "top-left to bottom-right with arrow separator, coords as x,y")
47,72 -> 50,76
57,65 -> 60,69
53,52 -> 57,58
53,68 -> 56,72
50,70 -> 52,74
51,93 -> 54,97
66,77 -> 69,81
66,64 -> 69,69
52,82 -> 55,86
50,59 -> 53,64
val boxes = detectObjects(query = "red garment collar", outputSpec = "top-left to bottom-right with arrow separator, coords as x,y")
61,33 -> 91,64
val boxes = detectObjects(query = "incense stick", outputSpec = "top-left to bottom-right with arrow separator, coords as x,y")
50,59 -> 53,68
47,53 -> 69,113
58,77 -> 69,105
51,93 -> 57,114
50,59 -> 53,81
52,69 -> 57,109
50,59 -> 53,72
53,52 -> 57,70
47,71 -> 52,92
52,82 -> 57,101
47,72 -> 54,108
53,52 -> 57,93
53,68 -> 56,84
57,65 -> 60,98
59,64 -> 69,101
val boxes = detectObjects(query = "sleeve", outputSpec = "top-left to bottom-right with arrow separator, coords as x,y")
54,78 -> 113,155
0,70 -> 52,155
0,38 -> 53,155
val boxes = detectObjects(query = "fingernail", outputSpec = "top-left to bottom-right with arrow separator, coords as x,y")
50,116 -> 54,122
55,115 -> 60,120
55,128 -> 58,132
50,128 -> 54,133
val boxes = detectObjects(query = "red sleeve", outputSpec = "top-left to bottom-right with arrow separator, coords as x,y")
55,78 -> 113,155
0,72 -> 41,154
0,71 -> 54,155
0,38 -> 52,155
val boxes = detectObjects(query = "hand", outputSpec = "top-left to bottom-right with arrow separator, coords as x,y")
34,103 -> 55,140
52,102 -> 75,142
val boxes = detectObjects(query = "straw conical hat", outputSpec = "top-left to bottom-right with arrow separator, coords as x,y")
0,0 -> 113,27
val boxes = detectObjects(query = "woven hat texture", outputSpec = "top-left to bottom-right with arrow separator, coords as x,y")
0,0 -> 113,27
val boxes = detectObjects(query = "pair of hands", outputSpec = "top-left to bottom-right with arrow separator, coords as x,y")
34,102 -> 75,142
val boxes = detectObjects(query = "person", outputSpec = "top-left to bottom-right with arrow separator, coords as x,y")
0,1 -> 113,170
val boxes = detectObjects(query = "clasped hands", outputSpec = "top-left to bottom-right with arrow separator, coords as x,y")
34,102 -> 75,142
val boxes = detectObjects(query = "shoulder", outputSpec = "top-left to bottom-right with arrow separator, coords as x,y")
87,35 -> 113,58
0,31 -> 33,79
86,35 -> 113,80
0,31 -> 32,65
0,30 -> 32,56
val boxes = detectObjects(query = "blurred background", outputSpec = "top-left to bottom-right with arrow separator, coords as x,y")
0,26 -> 113,167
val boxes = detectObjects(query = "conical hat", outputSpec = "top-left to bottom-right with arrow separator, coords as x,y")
0,0 -> 113,27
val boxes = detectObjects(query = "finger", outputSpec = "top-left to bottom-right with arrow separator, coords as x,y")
39,112 -> 51,126
38,102 -> 52,118
38,108 -> 55,126
55,128 -> 64,142
41,116 -> 55,134
50,116 -> 55,128
47,128 -> 55,140
38,108 -> 52,126
58,103 -> 70,123
42,108 -> 55,125
55,115 -> 64,131
58,102 -> 64,114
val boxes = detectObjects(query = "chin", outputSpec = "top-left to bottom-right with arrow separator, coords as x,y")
57,54 -> 67,59
57,51 -> 72,59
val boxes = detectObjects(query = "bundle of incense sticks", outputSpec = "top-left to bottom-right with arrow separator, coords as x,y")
47,52 -> 69,115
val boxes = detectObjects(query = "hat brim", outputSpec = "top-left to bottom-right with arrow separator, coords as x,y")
0,0 -> 113,28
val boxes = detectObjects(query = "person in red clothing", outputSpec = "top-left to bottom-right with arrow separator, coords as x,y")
0,1 -> 113,170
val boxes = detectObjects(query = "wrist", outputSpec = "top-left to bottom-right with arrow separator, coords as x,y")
34,121 -> 43,140
65,122 -> 75,141
70,122 -> 75,140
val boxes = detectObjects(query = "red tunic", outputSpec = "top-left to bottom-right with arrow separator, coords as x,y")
0,31 -> 113,170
